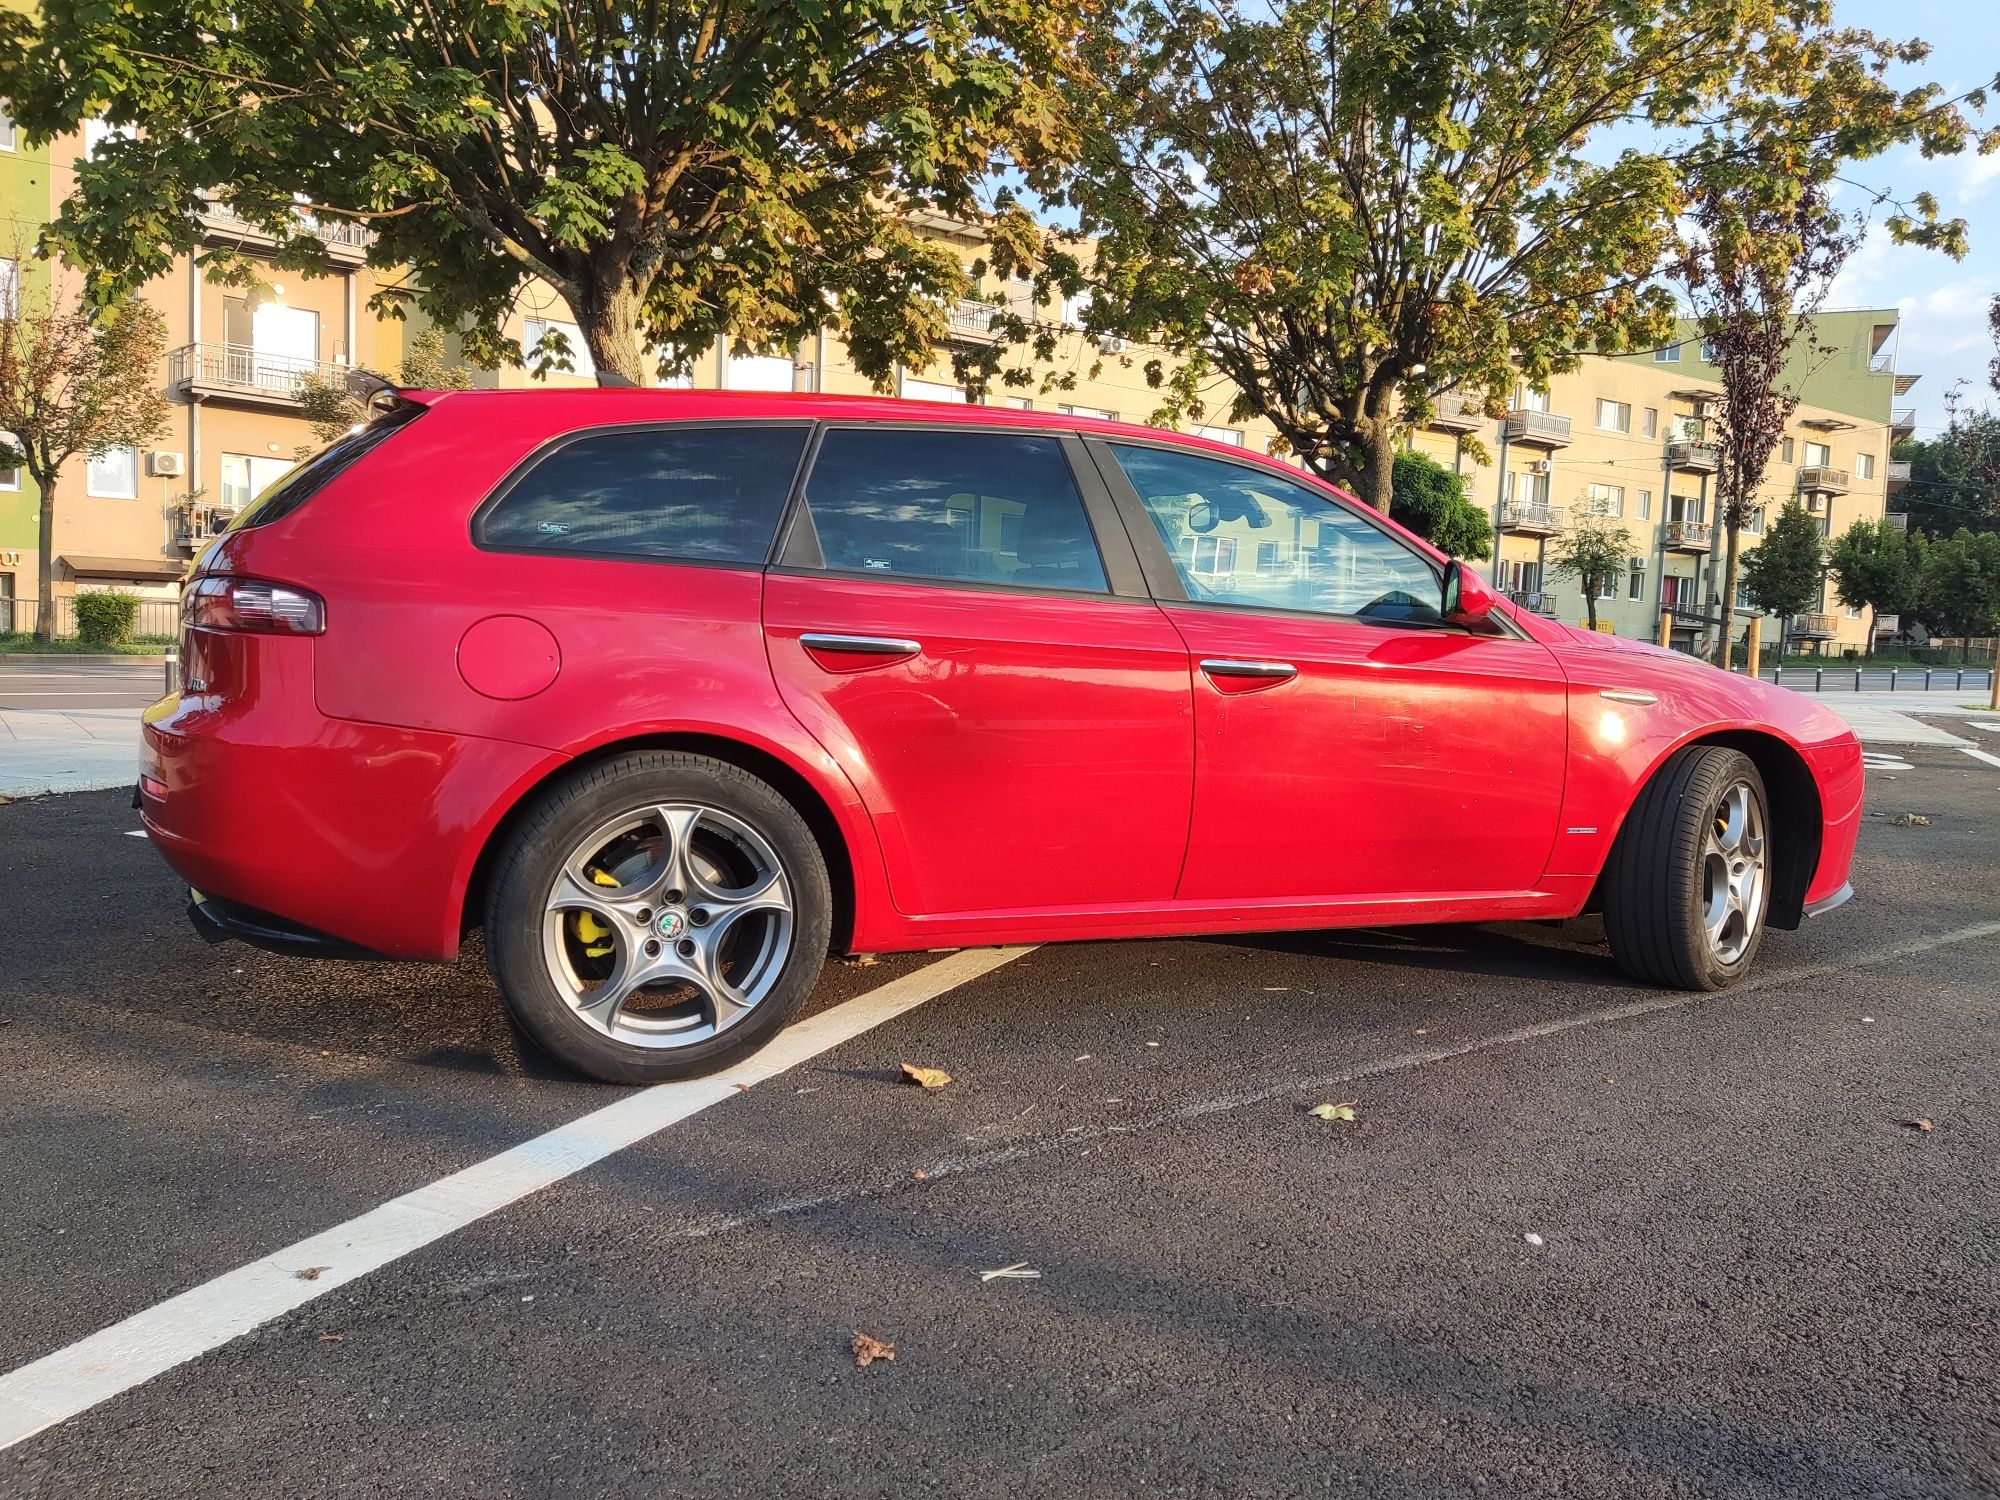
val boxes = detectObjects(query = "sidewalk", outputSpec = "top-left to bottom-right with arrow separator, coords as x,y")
1808,692 -> 1993,748
0,709 -> 140,797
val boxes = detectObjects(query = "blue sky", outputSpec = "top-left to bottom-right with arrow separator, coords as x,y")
1821,0 -> 2000,438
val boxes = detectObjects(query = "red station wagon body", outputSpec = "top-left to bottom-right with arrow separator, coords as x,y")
139,390 -> 1862,963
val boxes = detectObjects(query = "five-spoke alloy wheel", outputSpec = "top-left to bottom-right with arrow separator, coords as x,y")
486,753 -> 831,1083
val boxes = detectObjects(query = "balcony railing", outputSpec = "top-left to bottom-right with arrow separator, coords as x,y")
1665,439 -> 1720,474
1796,465 -> 1850,496
1886,511 -> 1909,533
1891,408 -> 1917,436
1427,391 -> 1486,433
1886,459 -> 1911,490
198,196 -> 373,252
1663,519 -> 1712,551
944,296 -> 1006,343
1790,612 -> 1838,638
1502,408 -> 1573,447
1498,500 -> 1563,534
168,342 -> 352,404
1507,589 -> 1557,615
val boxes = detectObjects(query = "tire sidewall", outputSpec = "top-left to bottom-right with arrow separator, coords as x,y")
485,754 -> 832,1083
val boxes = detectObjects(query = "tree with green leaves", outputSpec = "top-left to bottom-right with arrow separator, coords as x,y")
1054,0 -> 1993,511
1829,518 -> 1919,656
1388,449 -> 1491,562
297,328 -> 473,452
1741,503 -> 1827,657
0,1 -> 1096,386
1895,413 -> 2000,537
1914,527 -> 2000,661
1547,518 -> 1633,634
0,286 -> 168,643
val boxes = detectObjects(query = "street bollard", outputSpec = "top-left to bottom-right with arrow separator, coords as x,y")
164,651 -> 178,696
1890,668 -> 1898,690
1925,669 -> 1932,690
1814,668 -> 1823,692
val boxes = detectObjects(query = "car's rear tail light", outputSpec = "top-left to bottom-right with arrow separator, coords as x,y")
182,575 -> 326,635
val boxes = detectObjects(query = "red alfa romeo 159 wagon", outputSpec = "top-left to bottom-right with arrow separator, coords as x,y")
139,390 -> 1862,1083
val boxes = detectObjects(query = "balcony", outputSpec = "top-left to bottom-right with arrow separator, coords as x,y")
1427,392 -> 1486,434
943,296 -> 1007,345
1502,408 -> 1573,448
1662,519 -> 1712,552
1665,439 -> 1720,474
1891,408 -> 1917,439
1507,589 -> 1558,615
196,196 -> 373,264
1497,500 -> 1563,536
168,342 -> 353,409
1886,458 -> 1911,492
1796,465 -> 1850,497
1886,511 -> 1909,533
1790,612 -> 1838,639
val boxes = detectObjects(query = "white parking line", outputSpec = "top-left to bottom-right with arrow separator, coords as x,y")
1961,746 -> 2000,771
0,945 -> 1033,1450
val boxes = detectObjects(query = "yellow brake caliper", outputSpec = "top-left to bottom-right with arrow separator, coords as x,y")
573,867 -> 620,958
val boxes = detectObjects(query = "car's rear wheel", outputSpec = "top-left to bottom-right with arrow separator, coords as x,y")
1602,745 -> 1770,991
484,752 -> 831,1083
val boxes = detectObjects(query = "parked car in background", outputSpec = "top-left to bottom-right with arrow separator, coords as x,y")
140,391 -> 1862,1083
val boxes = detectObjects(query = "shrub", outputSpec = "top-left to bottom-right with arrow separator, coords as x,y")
74,590 -> 140,647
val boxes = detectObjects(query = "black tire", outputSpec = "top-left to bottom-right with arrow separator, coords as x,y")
1602,745 -> 1770,991
483,752 -> 832,1084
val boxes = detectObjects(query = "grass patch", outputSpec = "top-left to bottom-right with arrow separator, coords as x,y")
0,633 -> 174,655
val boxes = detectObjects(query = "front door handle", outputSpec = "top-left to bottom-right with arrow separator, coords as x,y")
799,633 -> 922,657
1199,658 -> 1298,682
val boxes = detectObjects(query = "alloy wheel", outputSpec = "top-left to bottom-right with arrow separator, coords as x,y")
1700,780 -> 1767,966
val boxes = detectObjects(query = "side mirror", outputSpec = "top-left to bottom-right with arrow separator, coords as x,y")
1441,559 -> 1499,625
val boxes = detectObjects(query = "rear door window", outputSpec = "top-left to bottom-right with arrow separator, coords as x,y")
478,424 -> 809,564
800,427 -> 1108,592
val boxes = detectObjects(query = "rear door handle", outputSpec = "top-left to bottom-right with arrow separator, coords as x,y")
799,633 -> 922,657
1199,658 -> 1298,682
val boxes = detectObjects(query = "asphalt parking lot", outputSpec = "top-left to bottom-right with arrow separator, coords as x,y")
1,750 -> 1997,1500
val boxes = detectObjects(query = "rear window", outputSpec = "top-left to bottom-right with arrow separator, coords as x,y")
230,403 -> 425,531
477,424 -> 809,565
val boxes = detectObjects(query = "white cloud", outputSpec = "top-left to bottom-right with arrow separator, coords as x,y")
1956,151 -> 2000,205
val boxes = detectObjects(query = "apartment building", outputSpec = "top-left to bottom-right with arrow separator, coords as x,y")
1409,309 -> 1908,656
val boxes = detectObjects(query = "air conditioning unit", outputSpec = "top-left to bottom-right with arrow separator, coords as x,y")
1528,459 -> 1552,475
147,451 -> 186,477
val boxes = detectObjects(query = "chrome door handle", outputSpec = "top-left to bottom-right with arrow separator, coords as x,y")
1199,658 -> 1298,681
799,633 -> 922,656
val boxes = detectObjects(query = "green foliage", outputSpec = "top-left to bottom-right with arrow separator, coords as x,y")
1895,414 -> 2000,537
1913,527 -> 2000,655
296,327 -> 474,451
1547,517 -> 1634,632
74,590 -> 139,647
1388,449 -> 1491,561
1741,504 -> 1827,624
0,0 -> 1097,385
1829,519 -> 1918,653
1053,0 -> 1994,510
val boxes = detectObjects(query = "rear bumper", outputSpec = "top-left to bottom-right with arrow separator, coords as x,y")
1802,881 -> 1854,918
141,659 -> 559,960
188,891 -> 388,960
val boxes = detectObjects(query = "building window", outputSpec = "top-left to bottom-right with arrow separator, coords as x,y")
1514,385 -> 1550,413
723,353 -> 795,391
0,258 -> 16,317
1627,556 -> 1646,599
899,374 -> 971,404
1058,403 -> 1117,421
1003,397 -> 1034,411
1667,493 -> 1704,524
1780,437 -> 1795,464
1653,344 -> 1681,363
1642,407 -> 1658,438
0,429 -> 19,491
0,103 -> 14,152
523,318 -> 596,378
1637,489 -> 1652,520
1699,339 -> 1716,361
86,445 -> 138,499
1194,425 -> 1246,447
1584,482 -> 1624,517
220,453 -> 295,510
1595,400 -> 1631,433
1855,452 -> 1875,479
1508,469 -> 1551,505
1059,291 -> 1093,329
1804,441 -> 1831,468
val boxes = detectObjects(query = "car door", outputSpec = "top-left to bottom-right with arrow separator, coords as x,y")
763,422 -> 1195,918
1090,438 -> 1568,906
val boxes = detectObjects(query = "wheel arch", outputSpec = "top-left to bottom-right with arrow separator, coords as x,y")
1593,728 -> 1822,931
458,730 -> 868,955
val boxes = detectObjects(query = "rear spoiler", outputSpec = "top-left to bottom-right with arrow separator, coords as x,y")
344,368 -> 451,421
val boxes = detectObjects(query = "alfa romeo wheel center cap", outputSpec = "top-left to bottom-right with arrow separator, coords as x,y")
655,908 -> 688,940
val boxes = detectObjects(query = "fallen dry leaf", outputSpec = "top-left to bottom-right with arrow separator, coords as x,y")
901,1062 -> 952,1090
1308,1102 -> 1358,1123
852,1332 -> 895,1367
979,1263 -> 1041,1282
317,1332 -> 344,1343
1904,1118 -> 1935,1132
295,1266 -> 330,1281
1891,813 -> 1931,827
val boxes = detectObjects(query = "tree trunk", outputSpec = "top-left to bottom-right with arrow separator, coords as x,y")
1711,514 -> 1743,669
1353,426 -> 1396,515
1865,606 -> 1875,658
569,277 -> 648,386
33,470 -> 56,645
1584,584 -> 1598,633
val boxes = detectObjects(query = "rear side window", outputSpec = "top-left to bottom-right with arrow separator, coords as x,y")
802,427 -> 1107,591
478,424 -> 809,564
230,404 -> 424,531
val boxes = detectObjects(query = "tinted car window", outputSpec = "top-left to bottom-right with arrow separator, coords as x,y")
479,424 -> 808,563
1110,444 -> 1443,625
803,428 -> 1108,592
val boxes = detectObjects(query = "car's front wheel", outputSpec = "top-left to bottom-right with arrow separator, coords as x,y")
1602,745 -> 1770,991
484,752 -> 832,1083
